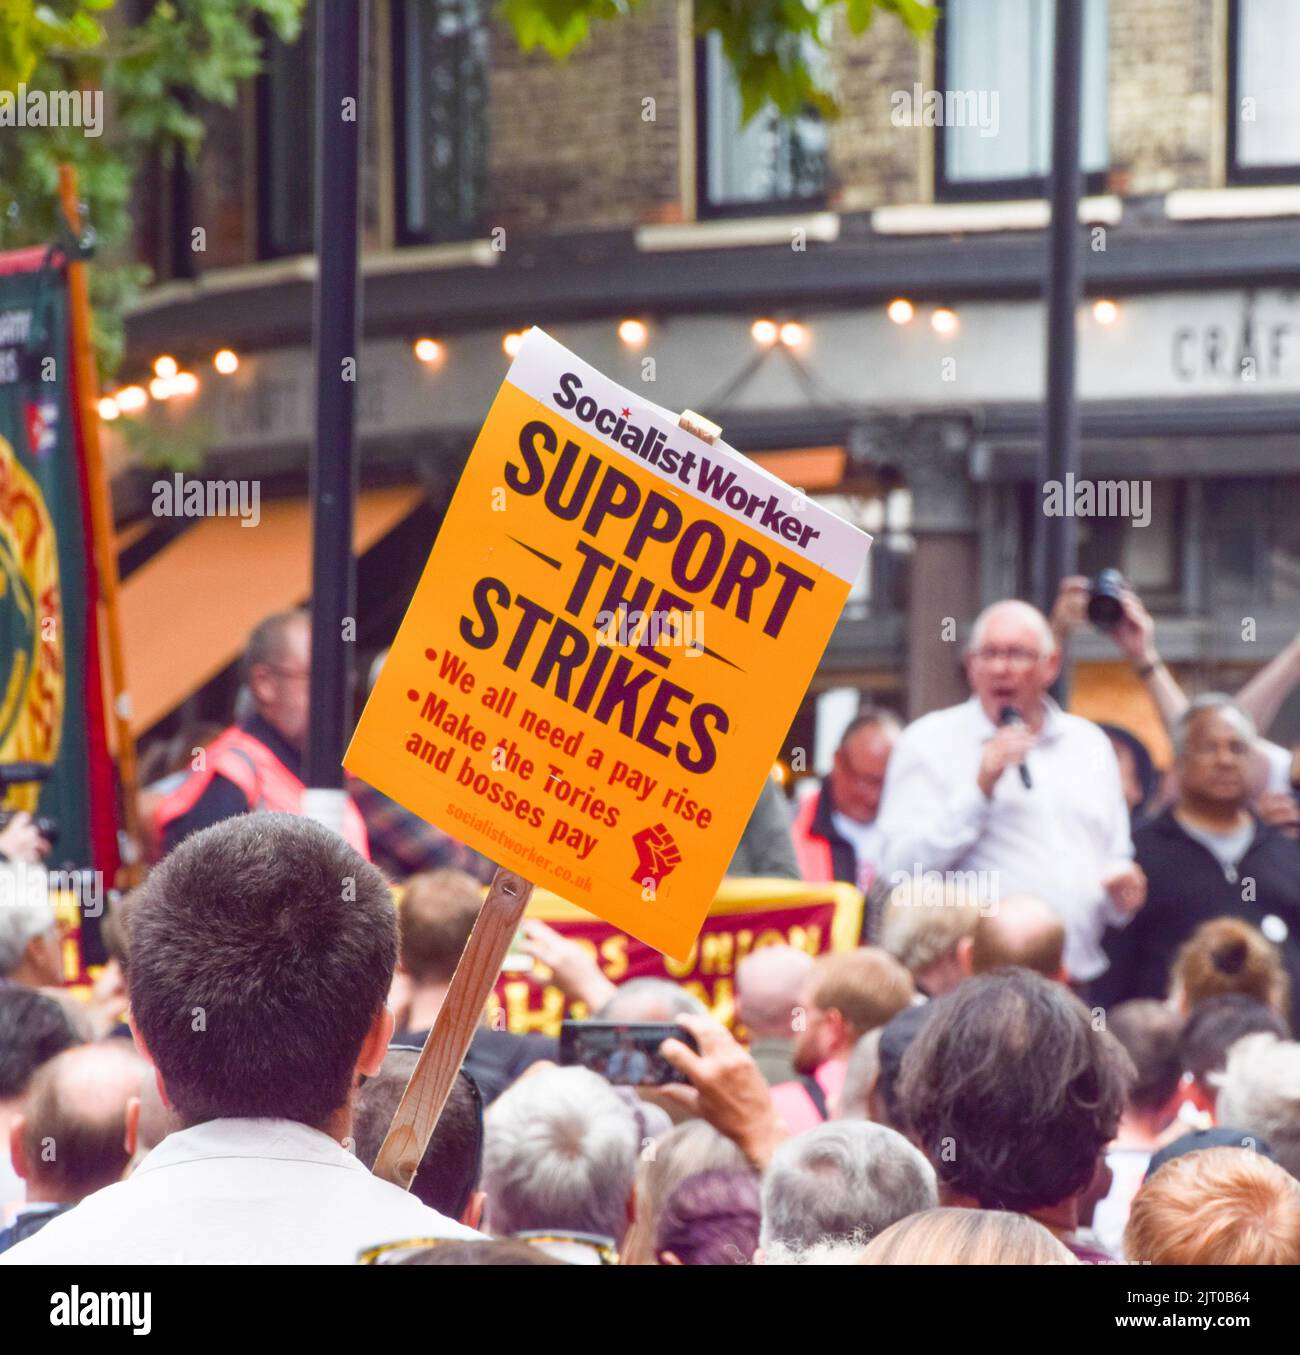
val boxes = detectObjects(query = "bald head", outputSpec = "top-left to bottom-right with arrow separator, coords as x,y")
966,896 -> 1066,981
737,945 -> 815,1038
15,1041 -> 148,1203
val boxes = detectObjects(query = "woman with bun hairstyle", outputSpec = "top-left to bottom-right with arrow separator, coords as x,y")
1168,916 -> 1290,1026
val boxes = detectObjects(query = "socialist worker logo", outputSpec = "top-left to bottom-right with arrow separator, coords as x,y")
0,433 -> 63,812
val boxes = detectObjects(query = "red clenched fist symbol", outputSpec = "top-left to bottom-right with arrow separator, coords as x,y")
631,823 -> 682,889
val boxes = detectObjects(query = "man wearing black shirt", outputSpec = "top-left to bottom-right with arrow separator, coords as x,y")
1095,696 -> 1300,1027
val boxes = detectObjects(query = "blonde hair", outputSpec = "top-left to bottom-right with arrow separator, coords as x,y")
1170,917 -> 1290,1020
1124,1146 -> 1300,1265
859,1207 -> 1078,1265
879,879 -> 982,976
810,947 -> 914,1040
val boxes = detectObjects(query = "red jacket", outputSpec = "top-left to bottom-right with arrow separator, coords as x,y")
790,785 -> 859,885
153,724 -> 371,859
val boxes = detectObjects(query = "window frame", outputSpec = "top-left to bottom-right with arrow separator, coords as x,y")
254,19 -> 316,261
1226,0 -> 1300,185
934,0 -> 1109,202
693,36 -> 830,220
391,0 -> 491,248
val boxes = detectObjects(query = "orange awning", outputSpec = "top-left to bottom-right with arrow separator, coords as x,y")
119,486 -> 426,735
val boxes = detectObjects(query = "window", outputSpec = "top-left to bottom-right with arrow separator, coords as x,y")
393,0 -> 490,245
1229,0 -> 1300,181
1205,478 -> 1300,609
937,0 -> 1109,198
697,30 -> 828,215
256,22 -> 315,259
1077,480 -> 1181,611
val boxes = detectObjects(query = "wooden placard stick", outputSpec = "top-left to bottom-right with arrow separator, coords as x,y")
372,866 -> 533,1189
375,404 -> 719,1190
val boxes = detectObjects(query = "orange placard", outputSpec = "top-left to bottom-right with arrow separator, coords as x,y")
345,329 -> 870,959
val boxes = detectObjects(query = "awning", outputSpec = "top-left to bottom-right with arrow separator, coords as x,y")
118,485 -> 426,735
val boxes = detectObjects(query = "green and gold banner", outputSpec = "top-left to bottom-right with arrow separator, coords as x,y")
0,244 -> 117,897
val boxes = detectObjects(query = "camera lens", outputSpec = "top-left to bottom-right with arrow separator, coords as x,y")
1087,569 -> 1126,629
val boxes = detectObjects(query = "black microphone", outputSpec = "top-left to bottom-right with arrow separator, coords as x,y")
998,706 -> 1033,790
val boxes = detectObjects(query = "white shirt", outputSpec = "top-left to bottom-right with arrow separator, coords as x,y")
0,1117 -> 481,1265
830,810 -> 886,891
1262,738 -> 1294,795
876,696 -> 1133,981
1093,1145 -> 1152,1259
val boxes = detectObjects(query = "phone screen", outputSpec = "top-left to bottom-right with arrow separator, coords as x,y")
558,1020 -> 696,1086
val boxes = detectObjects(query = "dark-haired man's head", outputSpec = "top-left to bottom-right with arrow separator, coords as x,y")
1178,994 -> 1288,1111
353,1049 -> 484,1227
127,813 -> 397,1134
11,1042 -> 147,1204
899,970 -> 1133,1225
398,869 -> 482,991
829,710 -> 901,826
0,986 -> 81,1104
1107,1000 -> 1183,1132
961,896 -> 1066,982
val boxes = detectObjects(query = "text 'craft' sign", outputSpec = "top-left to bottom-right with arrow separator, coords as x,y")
345,328 -> 870,959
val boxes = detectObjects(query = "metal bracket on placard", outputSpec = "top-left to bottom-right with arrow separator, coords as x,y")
677,409 -> 721,446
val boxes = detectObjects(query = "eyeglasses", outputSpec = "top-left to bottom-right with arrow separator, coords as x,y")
357,1236 -> 459,1265
968,646 -> 1044,669
513,1231 -> 620,1264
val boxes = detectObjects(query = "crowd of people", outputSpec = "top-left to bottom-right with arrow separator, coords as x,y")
0,579 -> 1298,1265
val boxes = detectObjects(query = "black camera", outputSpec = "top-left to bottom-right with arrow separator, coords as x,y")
1087,569 -> 1126,630
0,761 -> 59,852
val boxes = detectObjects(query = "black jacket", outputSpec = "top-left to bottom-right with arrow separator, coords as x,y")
1093,807 -> 1300,1027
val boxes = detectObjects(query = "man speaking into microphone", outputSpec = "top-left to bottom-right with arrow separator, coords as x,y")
876,599 -> 1144,988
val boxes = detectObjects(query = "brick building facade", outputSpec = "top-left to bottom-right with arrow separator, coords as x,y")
113,0 -> 1300,769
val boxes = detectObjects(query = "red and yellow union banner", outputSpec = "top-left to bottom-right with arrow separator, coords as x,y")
487,877 -> 864,1035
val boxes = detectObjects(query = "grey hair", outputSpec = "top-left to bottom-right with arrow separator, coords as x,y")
1172,693 -> 1257,758
838,1028 -> 884,1120
597,977 -> 707,1022
0,866 -> 56,977
760,1120 -> 937,1251
1215,1033 -> 1300,1181
966,600 -> 1055,657
762,1238 -> 867,1265
482,1066 -> 639,1242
